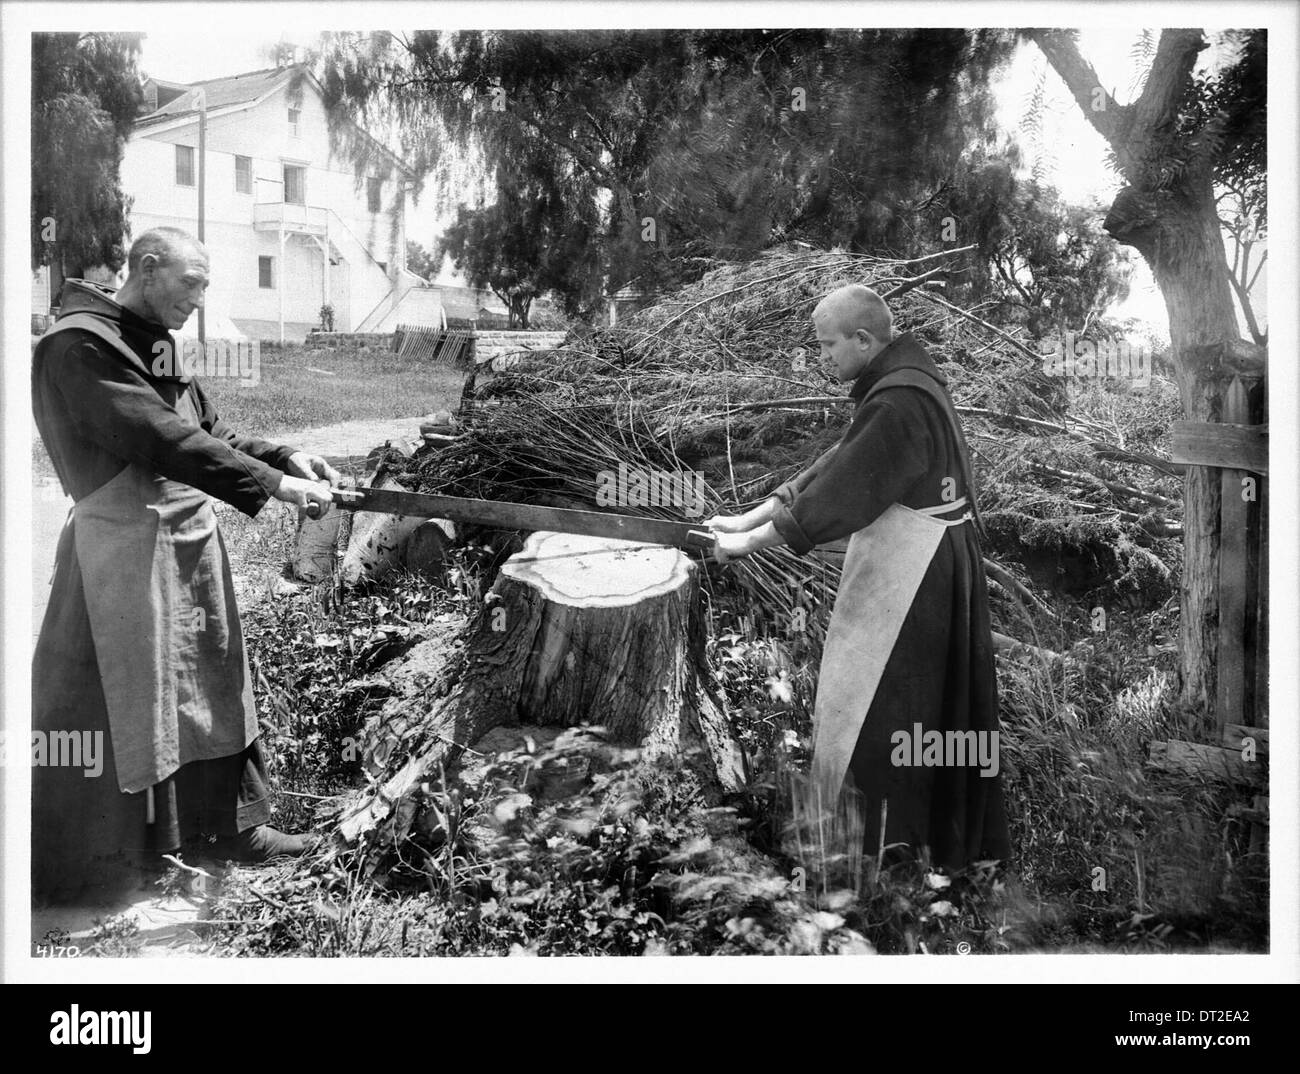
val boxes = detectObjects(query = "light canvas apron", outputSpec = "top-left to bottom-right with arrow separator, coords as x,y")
810,499 -> 971,799
46,316 -> 259,794
809,368 -> 982,801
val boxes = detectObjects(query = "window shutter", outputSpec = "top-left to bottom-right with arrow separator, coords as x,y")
176,145 -> 194,186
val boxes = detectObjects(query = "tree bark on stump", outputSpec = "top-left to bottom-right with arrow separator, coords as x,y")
339,531 -> 744,845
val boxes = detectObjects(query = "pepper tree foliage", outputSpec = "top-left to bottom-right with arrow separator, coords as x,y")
1146,28 -> 1266,229
32,32 -> 143,276
937,154 -> 1133,339
1186,29 -> 1267,344
439,124 -> 604,327
310,29 -> 1025,320
405,240 -> 440,282
1188,29 -> 1265,224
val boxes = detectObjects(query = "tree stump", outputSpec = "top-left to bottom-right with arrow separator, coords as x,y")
339,531 -> 744,845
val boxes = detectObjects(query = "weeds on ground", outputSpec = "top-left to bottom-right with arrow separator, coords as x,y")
84,914 -> 144,958
242,561 -> 482,832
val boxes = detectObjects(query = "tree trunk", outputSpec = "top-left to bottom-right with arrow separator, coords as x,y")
1029,28 -> 1249,724
1105,182 -> 1239,717
338,532 -> 744,846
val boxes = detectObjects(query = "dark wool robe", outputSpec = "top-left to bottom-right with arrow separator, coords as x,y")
31,282 -> 293,904
771,332 -> 1012,871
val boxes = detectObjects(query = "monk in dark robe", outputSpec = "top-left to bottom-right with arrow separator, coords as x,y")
707,285 -> 1011,872
32,226 -> 337,904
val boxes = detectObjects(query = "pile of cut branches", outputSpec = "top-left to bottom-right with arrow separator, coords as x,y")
389,245 -> 1183,648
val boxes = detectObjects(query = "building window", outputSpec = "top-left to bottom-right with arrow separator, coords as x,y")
283,164 -> 306,206
288,107 -> 300,136
234,155 -> 252,194
367,177 -> 382,213
176,145 -> 195,187
259,256 -> 274,289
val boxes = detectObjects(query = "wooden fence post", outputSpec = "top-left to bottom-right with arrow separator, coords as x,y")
1216,376 -> 1250,735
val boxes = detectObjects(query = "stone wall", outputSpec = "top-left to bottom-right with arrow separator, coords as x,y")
278,328 -> 570,365
472,331 -> 569,367
304,331 -> 396,350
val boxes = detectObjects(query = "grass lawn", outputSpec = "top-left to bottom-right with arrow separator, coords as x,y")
199,340 -> 468,438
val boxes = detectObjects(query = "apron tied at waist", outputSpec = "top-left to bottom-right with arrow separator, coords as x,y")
911,496 -> 974,527
43,316 -> 259,794
810,500 -> 967,801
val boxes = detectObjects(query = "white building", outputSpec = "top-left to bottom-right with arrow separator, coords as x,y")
55,64 -> 445,342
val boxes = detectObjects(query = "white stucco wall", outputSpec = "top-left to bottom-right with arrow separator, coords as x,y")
119,76 -> 409,338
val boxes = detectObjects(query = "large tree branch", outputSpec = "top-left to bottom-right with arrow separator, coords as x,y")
1028,28 -> 1206,185
1026,30 -> 1130,153
1129,29 -> 1207,145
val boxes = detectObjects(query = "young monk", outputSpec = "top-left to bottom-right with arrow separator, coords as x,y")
707,284 -> 1011,870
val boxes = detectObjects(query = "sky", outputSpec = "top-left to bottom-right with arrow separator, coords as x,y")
134,26 -> 1265,338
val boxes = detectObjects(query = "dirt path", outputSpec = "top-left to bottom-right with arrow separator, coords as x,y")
266,414 -> 428,467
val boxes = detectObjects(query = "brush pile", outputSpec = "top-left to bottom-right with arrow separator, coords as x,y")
387,245 -> 1183,651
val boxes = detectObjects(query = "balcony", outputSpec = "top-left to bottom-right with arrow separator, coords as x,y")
253,201 -> 327,236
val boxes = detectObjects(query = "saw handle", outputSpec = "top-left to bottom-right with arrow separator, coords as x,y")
304,487 -> 357,520
685,529 -> 717,553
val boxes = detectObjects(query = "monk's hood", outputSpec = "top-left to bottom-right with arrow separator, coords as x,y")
849,332 -> 946,401
48,278 -> 188,383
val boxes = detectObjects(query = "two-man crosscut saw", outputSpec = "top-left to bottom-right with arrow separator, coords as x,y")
305,486 -> 717,553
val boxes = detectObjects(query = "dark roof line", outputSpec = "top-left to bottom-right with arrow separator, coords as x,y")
132,65 -> 416,176
188,65 -> 287,85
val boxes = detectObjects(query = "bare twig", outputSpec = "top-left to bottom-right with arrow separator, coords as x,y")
1063,500 -> 1182,536
991,631 -> 1067,663
695,395 -> 845,422
913,290 -> 1041,362
984,558 -> 1051,614
1029,462 -> 1179,509
160,854 -> 217,880
881,266 -> 962,301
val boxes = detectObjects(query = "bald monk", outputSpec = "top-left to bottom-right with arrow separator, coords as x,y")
707,285 -> 1011,871
32,226 -> 337,903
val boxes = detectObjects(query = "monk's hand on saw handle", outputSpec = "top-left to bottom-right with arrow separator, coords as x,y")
710,530 -> 753,565
274,473 -> 333,513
